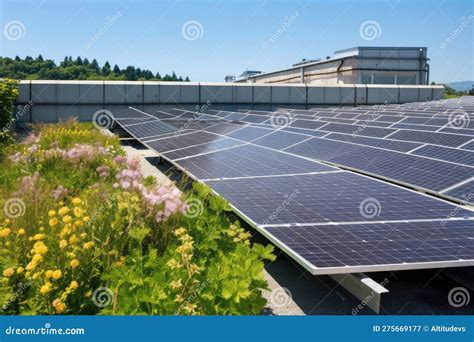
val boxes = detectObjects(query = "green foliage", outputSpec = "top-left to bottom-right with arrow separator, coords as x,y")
102,184 -> 275,315
0,121 -> 274,315
0,56 -> 190,82
0,78 -> 19,130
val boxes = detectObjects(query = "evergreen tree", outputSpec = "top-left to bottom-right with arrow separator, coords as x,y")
102,61 -> 111,76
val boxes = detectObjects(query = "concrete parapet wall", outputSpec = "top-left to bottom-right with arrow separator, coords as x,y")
15,80 -> 444,122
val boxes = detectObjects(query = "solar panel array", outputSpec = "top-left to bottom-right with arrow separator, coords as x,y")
112,96 -> 474,275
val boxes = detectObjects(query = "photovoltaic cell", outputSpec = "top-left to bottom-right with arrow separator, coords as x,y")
122,120 -> 177,138
206,172 -> 472,225
175,144 -> 335,179
146,131 -> 223,152
325,133 -> 421,152
412,145 -> 474,167
162,138 -> 244,160
444,181 -> 474,204
387,130 -> 472,147
251,130 -> 311,150
286,137 -> 473,192
225,126 -> 273,142
263,220 -> 474,273
318,122 -> 396,138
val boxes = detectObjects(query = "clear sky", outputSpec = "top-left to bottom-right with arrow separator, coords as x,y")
1,0 -> 472,83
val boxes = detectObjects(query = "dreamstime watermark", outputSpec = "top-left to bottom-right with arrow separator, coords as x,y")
3,20 -> 26,41
2,101 -> 34,133
359,197 -> 381,219
447,109 -> 470,129
448,287 -> 470,308
2,282 -> 31,312
262,189 -> 300,225
359,20 -> 381,41
85,11 -> 122,49
177,281 -> 209,314
269,112 -> 294,129
439,191 -> 472,227
174,100 -> 212,136
3,198 -> 26,219
269,287 -> 292,308
92,287 -> 114,307
92,109 -> 115,130
183,198 -> 204,218
4,323 -> 85,336
352,277 -> 389,315
262,11 -> 299,48
352,103 -> 387,137
440,15 -> 474,49
181,20 -> 204,41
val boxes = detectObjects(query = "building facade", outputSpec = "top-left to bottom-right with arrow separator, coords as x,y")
236,47 -> 429,86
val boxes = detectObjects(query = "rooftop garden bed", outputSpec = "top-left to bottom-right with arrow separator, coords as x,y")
0,119 -> 275,315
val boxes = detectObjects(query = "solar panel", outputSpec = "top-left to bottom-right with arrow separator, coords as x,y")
122,120 -> 177,138
318,122 -> 396,138
146,131 -> 223,152
206,172 -> 472,225
389,123 -> 441,132
444,180 -> 474,204
175,144 -> 335,180
286,137 -> 473,194
251,130 -> 311,150
386,130 -> 472,147
162,138 -> 244,160
460,140 -> 474,151
263,219 -> 474,274
411,145 -> 474,167
325,133 -> 422,152
114,98 -> 474,275
439,127 -> 474,136
225,126 -> 273,142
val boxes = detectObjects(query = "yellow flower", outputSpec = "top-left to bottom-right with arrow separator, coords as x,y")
62,215 -> 72,224
49,218 -> 59,227
52,299 -> 66,314
72,198 -> 82,206
83,216 -> 90,223
48,210 -> 57,217
70,259 -> 79,268
32,272 -> 41,280
73,207 -> 83,218
33,234 -> 45,240
3,268 -> 14,277
34,241 -> 48,255
58,207 -> 70,216
83,241 -> 94,250
174,227 -> 186,236
80,232 -> 87,238
17,229 -> 26,236
170,279 -> 182,289
0,228 -> 11,238
39,227 -> 45,231
52,270 -> 62,280
26,261 -> 37,271
59,239 -> 67,248
69,235 -> 78,244
74,220 -> 84,228
40,283 -> 52,295
4,219 -> 10,225
45,270 -> 53,279
32,254 -> 43,263
17,267 -> 24,274
166,258 -> 182,270
70,281 -> 79,290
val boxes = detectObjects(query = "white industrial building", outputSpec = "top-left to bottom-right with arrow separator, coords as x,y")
236,46 -> 429,86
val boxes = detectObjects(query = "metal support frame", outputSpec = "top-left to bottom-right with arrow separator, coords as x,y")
329,273 -> 389,314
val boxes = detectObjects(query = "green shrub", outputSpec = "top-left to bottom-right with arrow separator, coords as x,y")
0,78 -> 19,130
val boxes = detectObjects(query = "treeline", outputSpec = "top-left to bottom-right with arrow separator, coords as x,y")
0,55 -> 190,81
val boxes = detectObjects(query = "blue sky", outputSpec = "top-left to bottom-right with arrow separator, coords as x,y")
1,0 -> 472,83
